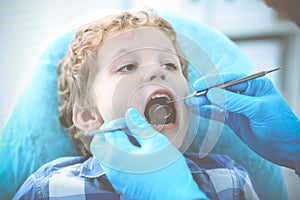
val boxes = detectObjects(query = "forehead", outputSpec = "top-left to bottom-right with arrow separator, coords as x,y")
97,27 -> 177,66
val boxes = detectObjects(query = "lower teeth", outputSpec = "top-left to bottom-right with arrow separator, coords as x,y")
154,123 -> 173,126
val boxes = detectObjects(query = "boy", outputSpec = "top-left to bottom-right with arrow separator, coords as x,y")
14,10 -> 260,199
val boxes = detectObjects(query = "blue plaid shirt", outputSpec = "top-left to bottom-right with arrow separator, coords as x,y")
13,153 -> 260,200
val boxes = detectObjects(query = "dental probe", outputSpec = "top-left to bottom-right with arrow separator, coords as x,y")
168,66 -> 286,103
87,104 -> 173,137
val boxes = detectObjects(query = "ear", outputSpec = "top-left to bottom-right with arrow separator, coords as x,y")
73,104 -> 101,131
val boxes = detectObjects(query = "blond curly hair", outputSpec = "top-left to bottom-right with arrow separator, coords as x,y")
57,10 -> 188,157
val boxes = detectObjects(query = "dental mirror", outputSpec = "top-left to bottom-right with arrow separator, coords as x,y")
148,104 -> 173,124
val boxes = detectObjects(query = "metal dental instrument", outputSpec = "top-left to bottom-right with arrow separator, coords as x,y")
168,66 -> 286,103
86,104 -> 173,137
151,104 -> 173,119
86,118 -> 127,137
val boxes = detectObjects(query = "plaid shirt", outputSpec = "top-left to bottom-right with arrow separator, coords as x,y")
13,153 -> 260,200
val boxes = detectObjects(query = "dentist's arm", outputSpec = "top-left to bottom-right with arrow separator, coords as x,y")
186,73 -> 300,175
90,108 -> 208,200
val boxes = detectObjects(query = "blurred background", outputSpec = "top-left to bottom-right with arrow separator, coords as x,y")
0,0 -> 299,199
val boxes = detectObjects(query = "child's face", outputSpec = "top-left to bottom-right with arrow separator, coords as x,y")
92,27 -> 191,148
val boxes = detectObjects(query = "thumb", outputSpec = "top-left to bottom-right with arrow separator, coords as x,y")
198,105 -> 227,123
207,88 -> 256,116
125,108 -> 171,148
125,108 -> 158,139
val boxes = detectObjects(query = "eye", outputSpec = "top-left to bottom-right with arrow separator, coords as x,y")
161,63 -> 178,71
118,64 -> 137,73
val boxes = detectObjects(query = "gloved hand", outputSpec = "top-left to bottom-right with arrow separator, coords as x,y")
186,72 -> 300,174
90,108 -> 208,200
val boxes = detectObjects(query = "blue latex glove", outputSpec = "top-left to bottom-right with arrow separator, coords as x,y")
90,108 -> 207,200
186,72 -> 300,175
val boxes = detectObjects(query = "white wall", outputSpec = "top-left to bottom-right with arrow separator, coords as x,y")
0,0 -> 131,128
1,0 -> 299,199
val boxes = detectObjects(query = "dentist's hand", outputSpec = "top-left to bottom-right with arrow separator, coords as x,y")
90,108 -> 207,200
186,73 -> 300,174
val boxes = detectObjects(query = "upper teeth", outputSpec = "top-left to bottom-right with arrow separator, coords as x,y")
151,93 -> 171,100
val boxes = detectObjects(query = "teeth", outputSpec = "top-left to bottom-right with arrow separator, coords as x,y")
153,123 -> 173,126
151,93 -> 171,100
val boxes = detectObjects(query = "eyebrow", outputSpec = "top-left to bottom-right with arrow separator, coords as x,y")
104,47 -> 179,68
115,47 -> 177,57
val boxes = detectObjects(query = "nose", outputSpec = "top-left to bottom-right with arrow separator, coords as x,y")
149,74 -> 166,81
143,66 -> 166,82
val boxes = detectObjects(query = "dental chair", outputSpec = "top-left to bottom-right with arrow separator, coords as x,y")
0,11 -> 288,200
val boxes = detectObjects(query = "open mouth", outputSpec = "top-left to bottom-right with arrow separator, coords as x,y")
144,91 -> 177,127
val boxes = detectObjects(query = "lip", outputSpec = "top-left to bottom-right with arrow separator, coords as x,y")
144,88 -> 178,131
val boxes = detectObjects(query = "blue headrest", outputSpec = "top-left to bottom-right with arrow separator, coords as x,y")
0,11 -> 287,200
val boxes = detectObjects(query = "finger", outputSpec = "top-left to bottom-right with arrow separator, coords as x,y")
185,95 -> 210,107
245,77 -> 274,96
125,108 -> 171,148
185,96 -> 208,116
123,108 -> 181,172
217,73 -> 252,94
92,119 -> 132,152
91,131 -> 145,172
100,118 -> 127,130
218,72 -> 246,82
91,131 -> 136,156
125,108 -> 156,138
193,72 -> 247,91
223,81 -> 248,93
196,105 -> 227,123
207,88 -> 256,116
96,118 -> 142,148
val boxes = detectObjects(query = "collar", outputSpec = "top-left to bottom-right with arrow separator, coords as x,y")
79,157 -> 106,178
185,156 -> 204,174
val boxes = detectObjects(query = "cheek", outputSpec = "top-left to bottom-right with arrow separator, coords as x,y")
95,76 -> 139,120
94,86 -> 113,120
175,76 -> 190,96
93,74 -> 118,120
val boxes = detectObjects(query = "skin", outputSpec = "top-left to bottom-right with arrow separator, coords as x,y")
76,27 -> 191,149
263,0 -> 300,27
